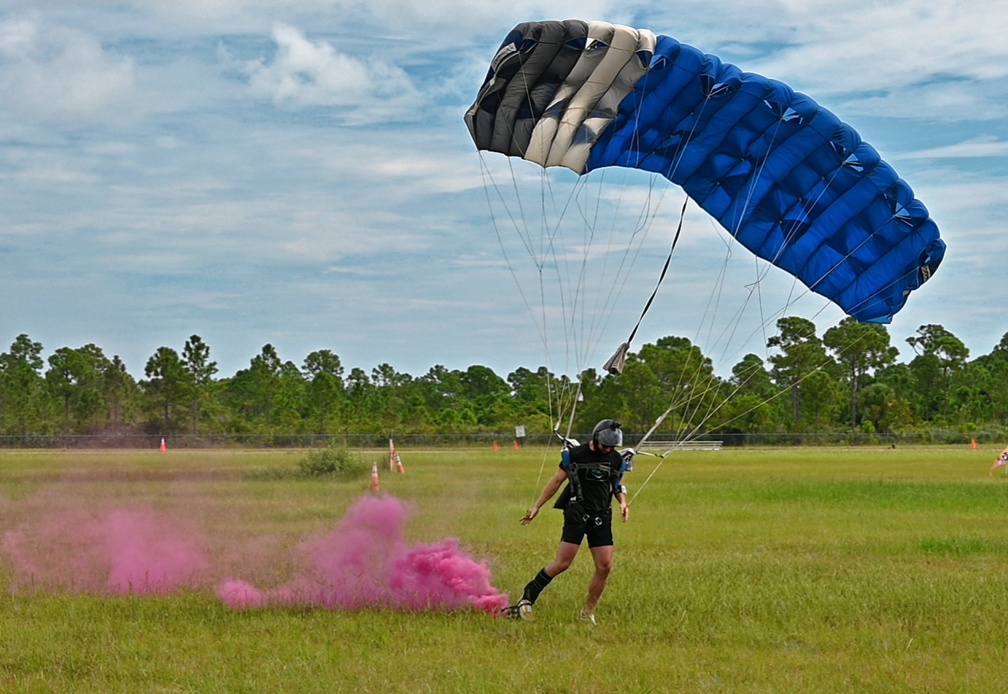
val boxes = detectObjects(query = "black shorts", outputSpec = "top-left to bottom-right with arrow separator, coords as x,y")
560,505 -> 614,548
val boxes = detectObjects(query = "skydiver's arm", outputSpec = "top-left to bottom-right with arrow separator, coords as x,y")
613,470 -> 630,523
521,467 -> 568,525
616,490 -> 629,523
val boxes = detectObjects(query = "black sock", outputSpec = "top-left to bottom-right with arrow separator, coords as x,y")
522,568 -> 553,604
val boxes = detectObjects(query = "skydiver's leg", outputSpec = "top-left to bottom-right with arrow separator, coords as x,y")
582,544 -> 614,616
545,540 -> 580,576
523,541 -> 579,603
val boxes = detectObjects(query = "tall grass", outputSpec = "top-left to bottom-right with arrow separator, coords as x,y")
2,445 -> 1008,692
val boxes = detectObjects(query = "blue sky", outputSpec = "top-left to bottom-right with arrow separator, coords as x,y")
1,1 -> 1004,380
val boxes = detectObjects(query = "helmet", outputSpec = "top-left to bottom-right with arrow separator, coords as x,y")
592,419 -> 623,448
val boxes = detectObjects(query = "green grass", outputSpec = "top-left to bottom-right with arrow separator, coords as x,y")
2,445 -> 1008,692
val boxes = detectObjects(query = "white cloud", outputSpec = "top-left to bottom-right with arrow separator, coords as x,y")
901,136 -> 1008,160
0,17 -> 136,123
245,24 -> 420,119
120,0 -> 640,37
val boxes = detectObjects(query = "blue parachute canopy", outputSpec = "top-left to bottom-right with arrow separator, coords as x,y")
465,20 -> 945,324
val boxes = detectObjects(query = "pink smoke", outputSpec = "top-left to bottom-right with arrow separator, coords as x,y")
2,493 -> 509,615
2,506 -> 207,595
217,495 -> 509,615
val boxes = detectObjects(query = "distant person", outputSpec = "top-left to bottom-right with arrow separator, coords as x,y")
990,447 -> 1008,476
506,419 -> 629,624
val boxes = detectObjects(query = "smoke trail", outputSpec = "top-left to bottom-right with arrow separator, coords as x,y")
2,506 -> 208,595
217,495 -> 509,615
2,492 -> 509,615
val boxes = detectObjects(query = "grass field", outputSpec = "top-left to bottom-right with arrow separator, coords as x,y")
2,445 -> 1008,693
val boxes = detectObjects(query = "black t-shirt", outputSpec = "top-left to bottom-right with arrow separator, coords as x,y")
554,442 -> 624,513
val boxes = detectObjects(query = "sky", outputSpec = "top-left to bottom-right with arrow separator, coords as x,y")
1,1 -> 1005,381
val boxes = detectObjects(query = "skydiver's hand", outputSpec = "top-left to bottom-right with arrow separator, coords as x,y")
521,506 -> 540,525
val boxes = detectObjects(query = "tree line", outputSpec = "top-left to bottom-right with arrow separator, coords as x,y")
1,317 -> 1006,446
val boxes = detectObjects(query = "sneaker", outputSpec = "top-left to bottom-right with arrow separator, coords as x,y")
517,598 -> 533,620
578,609 -> 597,625
505,598 -> 533,620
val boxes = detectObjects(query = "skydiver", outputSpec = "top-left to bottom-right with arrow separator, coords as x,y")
505,419 -> 629,624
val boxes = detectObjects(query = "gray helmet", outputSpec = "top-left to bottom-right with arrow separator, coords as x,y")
592,419 -> 623,448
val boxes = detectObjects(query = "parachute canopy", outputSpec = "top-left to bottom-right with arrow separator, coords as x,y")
465,20 -> 945,324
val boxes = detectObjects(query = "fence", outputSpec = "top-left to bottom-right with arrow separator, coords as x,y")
0,430 -> 995,450
639,440 -> 723,451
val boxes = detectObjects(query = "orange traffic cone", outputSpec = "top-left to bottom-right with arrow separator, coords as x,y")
159,437 -> 167,453
972,438 -> 978,450
370,462 -> 380,492
493,440 -> 499,451
395,454 -> 405,474
513,440 -> 520,451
